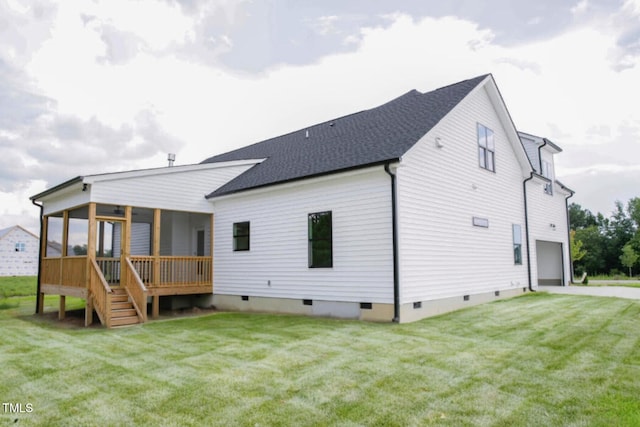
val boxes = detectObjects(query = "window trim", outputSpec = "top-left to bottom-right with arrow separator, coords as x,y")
477,123 -> 496,172
232,221 -> 250,251
308,211 -> 333,268
512,224 -> 523,265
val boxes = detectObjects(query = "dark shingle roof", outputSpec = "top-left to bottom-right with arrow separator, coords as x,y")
204,74 -> 489,198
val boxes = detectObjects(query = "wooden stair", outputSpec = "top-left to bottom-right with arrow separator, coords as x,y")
110,287 -> 141,327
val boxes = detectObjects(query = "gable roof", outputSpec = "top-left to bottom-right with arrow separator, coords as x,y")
204,74 -> 491,198
0,225 -> 38,241
518,131 -> 563,174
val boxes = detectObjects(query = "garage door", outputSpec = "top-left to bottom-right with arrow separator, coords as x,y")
536,241 -> 563,286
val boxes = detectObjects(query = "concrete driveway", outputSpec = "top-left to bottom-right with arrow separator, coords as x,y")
539,285 -> 640,300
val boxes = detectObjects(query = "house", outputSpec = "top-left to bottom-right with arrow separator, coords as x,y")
30,74 -> 573,327
0,225 -> 41,276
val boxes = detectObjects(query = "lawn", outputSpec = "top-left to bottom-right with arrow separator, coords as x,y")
1,278 -> 639,426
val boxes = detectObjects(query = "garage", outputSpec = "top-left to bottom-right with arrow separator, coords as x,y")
536,240 -> 564,286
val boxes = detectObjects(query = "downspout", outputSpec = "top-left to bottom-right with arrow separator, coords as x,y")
524,138 -> 549,292
522,174 -> 535,292
31,199 -> 44,314
564,189 -> 575,284
384,162 -> 400,322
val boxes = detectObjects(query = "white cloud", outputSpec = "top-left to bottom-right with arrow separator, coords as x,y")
3,4 -> 640,228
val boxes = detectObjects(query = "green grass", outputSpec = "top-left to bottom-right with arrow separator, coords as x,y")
1,284 -> 639,426
0,276 -> 37,298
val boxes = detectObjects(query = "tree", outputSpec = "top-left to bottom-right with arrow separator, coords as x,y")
569,203 -> 597,230
574,225 -> 606,275
620,243 -> 639,278
570,229 -> 587,263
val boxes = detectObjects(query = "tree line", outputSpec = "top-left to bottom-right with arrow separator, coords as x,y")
570,198 -> 640,278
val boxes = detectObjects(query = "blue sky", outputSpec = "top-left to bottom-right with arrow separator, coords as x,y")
1,0 -> 639,233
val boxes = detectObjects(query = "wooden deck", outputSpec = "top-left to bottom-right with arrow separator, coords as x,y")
40,255 -> 213,327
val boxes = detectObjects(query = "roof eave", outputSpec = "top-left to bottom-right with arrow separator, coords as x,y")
30,176 -> 84,201
206,159 -> 400,200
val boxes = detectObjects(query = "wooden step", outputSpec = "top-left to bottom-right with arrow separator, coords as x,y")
111,315 -> 140,327
111,308 -> 137,318
111,294 -> 129,303
111,287 -> 127,295
111,301 -> 132,310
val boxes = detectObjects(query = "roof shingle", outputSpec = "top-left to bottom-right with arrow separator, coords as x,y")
203,74 -> 489,198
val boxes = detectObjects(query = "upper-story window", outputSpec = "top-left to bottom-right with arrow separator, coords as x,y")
15,242 -> 26,252
477,123 -> 495,172
542,160 -> 553,195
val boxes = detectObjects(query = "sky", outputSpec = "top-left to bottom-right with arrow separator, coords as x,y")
1,0 -> 639,234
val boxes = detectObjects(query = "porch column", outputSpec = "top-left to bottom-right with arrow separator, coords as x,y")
122,206 -> 132,288
56,210 -> 70,320
210,214 -> 215,287
85,203 -> 97,326
59,295 -> 65,320
152,209 -> 161,319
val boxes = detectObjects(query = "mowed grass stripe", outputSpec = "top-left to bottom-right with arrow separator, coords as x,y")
1,282 -> 639,426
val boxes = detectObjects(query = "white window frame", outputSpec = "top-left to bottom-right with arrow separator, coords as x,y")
477,123 -> 495,172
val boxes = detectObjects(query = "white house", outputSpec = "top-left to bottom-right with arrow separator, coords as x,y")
30,74 -> 573,327
0,225 -> 41,276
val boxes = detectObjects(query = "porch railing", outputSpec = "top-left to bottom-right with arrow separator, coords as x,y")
89,258 -> 112,327
123,258 -> 148,323
41,257 -> 87,287
130,256 -> 212,288
96,257 -> 121,284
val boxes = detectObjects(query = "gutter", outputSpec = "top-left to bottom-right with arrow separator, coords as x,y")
384,162 -> 400,322
31,199 -> 44,314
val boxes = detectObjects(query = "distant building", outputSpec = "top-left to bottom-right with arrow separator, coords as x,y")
0,225 -> 40,276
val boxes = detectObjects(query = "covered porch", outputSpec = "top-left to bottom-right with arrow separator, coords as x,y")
37,202 -> 213,327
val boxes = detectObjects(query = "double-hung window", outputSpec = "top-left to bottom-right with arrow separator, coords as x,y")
233,222 -> 250,251
512,224 -> 522,265
477,123 -> 495,172
308,211 -> 332,268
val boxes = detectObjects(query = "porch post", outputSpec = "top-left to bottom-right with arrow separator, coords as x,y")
210,214 -> 214,287
152,209 -> 161,319
60,210 -> 69,287
59,295 -> 65,320
122,206 -> 132,288
86,203 -> 97,326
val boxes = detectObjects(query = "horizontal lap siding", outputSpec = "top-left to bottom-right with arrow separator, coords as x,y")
398,85 -> 529,303
90,164 -> 254,213
526,175 -> 571,285
213,168 -> 394,303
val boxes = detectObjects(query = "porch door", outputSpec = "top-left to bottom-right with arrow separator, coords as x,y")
196,229 -> 205,257
97,220 -> 124,285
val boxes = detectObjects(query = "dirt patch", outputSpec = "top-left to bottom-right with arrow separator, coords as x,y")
22,306 -> 219,329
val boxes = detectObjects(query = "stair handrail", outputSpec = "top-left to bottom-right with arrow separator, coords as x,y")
124,257 -> 148,323
89,258 -> 112,327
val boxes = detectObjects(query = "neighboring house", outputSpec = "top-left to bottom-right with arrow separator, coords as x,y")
0,225 -> 40,276
30,74 -> 573,327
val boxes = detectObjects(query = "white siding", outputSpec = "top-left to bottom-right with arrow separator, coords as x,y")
90,164 -> 253,213
42,184 -> 90,216
212,168 -> 394,303
0,227 -> 40,276
397,85 -> 529,303
526,175 -> 571,286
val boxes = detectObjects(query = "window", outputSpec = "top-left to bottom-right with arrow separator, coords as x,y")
513,224 -> 522,265
308,211 -> 332,268
542,160 -> 553,195
477,123 -> 495,172
233,222 -> 250,251
15,242 -> 26,252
